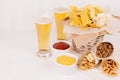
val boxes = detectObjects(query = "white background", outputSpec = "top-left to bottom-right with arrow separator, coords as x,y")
0,0 -> 120,80
0,0 -> 120,31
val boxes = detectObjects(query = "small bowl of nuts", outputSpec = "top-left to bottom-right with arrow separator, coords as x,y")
96,42 -> 114,59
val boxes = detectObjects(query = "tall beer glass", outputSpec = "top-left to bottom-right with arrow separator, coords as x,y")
35,16 -> 52,58
54,7 -> 68,40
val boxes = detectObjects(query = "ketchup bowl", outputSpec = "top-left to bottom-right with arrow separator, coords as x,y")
51,40 -> 71,54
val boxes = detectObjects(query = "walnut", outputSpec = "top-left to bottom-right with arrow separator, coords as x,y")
96,42 -> 114,58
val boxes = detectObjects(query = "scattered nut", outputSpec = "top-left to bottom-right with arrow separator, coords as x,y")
87,53 -> 95,62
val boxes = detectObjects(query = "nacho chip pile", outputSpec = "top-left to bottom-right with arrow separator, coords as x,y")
69,5 -> 104,30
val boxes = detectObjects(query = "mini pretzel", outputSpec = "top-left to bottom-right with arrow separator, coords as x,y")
102,59 -> 119,76
96,42 -> 114,58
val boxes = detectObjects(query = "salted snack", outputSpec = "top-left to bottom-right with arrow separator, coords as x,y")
69,5 -> 104,30
102,59 -> 119,76
96,42 -> 114,58
77,51 -> 96,70
57,55 -> 76,66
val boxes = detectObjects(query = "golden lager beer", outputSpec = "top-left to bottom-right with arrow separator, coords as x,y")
54,7 -> 68,40
36,17 -> 52,51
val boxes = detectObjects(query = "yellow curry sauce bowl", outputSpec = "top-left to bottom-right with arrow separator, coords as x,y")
54,52 -> 78,70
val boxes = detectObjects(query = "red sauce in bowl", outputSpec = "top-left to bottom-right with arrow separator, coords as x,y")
53,42 -> 70,50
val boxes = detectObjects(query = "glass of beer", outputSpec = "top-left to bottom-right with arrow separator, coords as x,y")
54,7 -> 68,40
35,15 -> 52,58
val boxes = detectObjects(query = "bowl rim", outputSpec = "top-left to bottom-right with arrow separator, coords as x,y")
54,52 -> 78,67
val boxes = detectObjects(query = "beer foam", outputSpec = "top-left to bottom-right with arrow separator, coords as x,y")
54,7 -> 69,13
36,16 -> 52,24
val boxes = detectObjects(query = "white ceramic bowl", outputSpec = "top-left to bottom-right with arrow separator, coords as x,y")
51,40 -> 71,54
54,52 -> 78,74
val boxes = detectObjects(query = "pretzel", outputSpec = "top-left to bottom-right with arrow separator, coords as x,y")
102,59 -> 119,76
